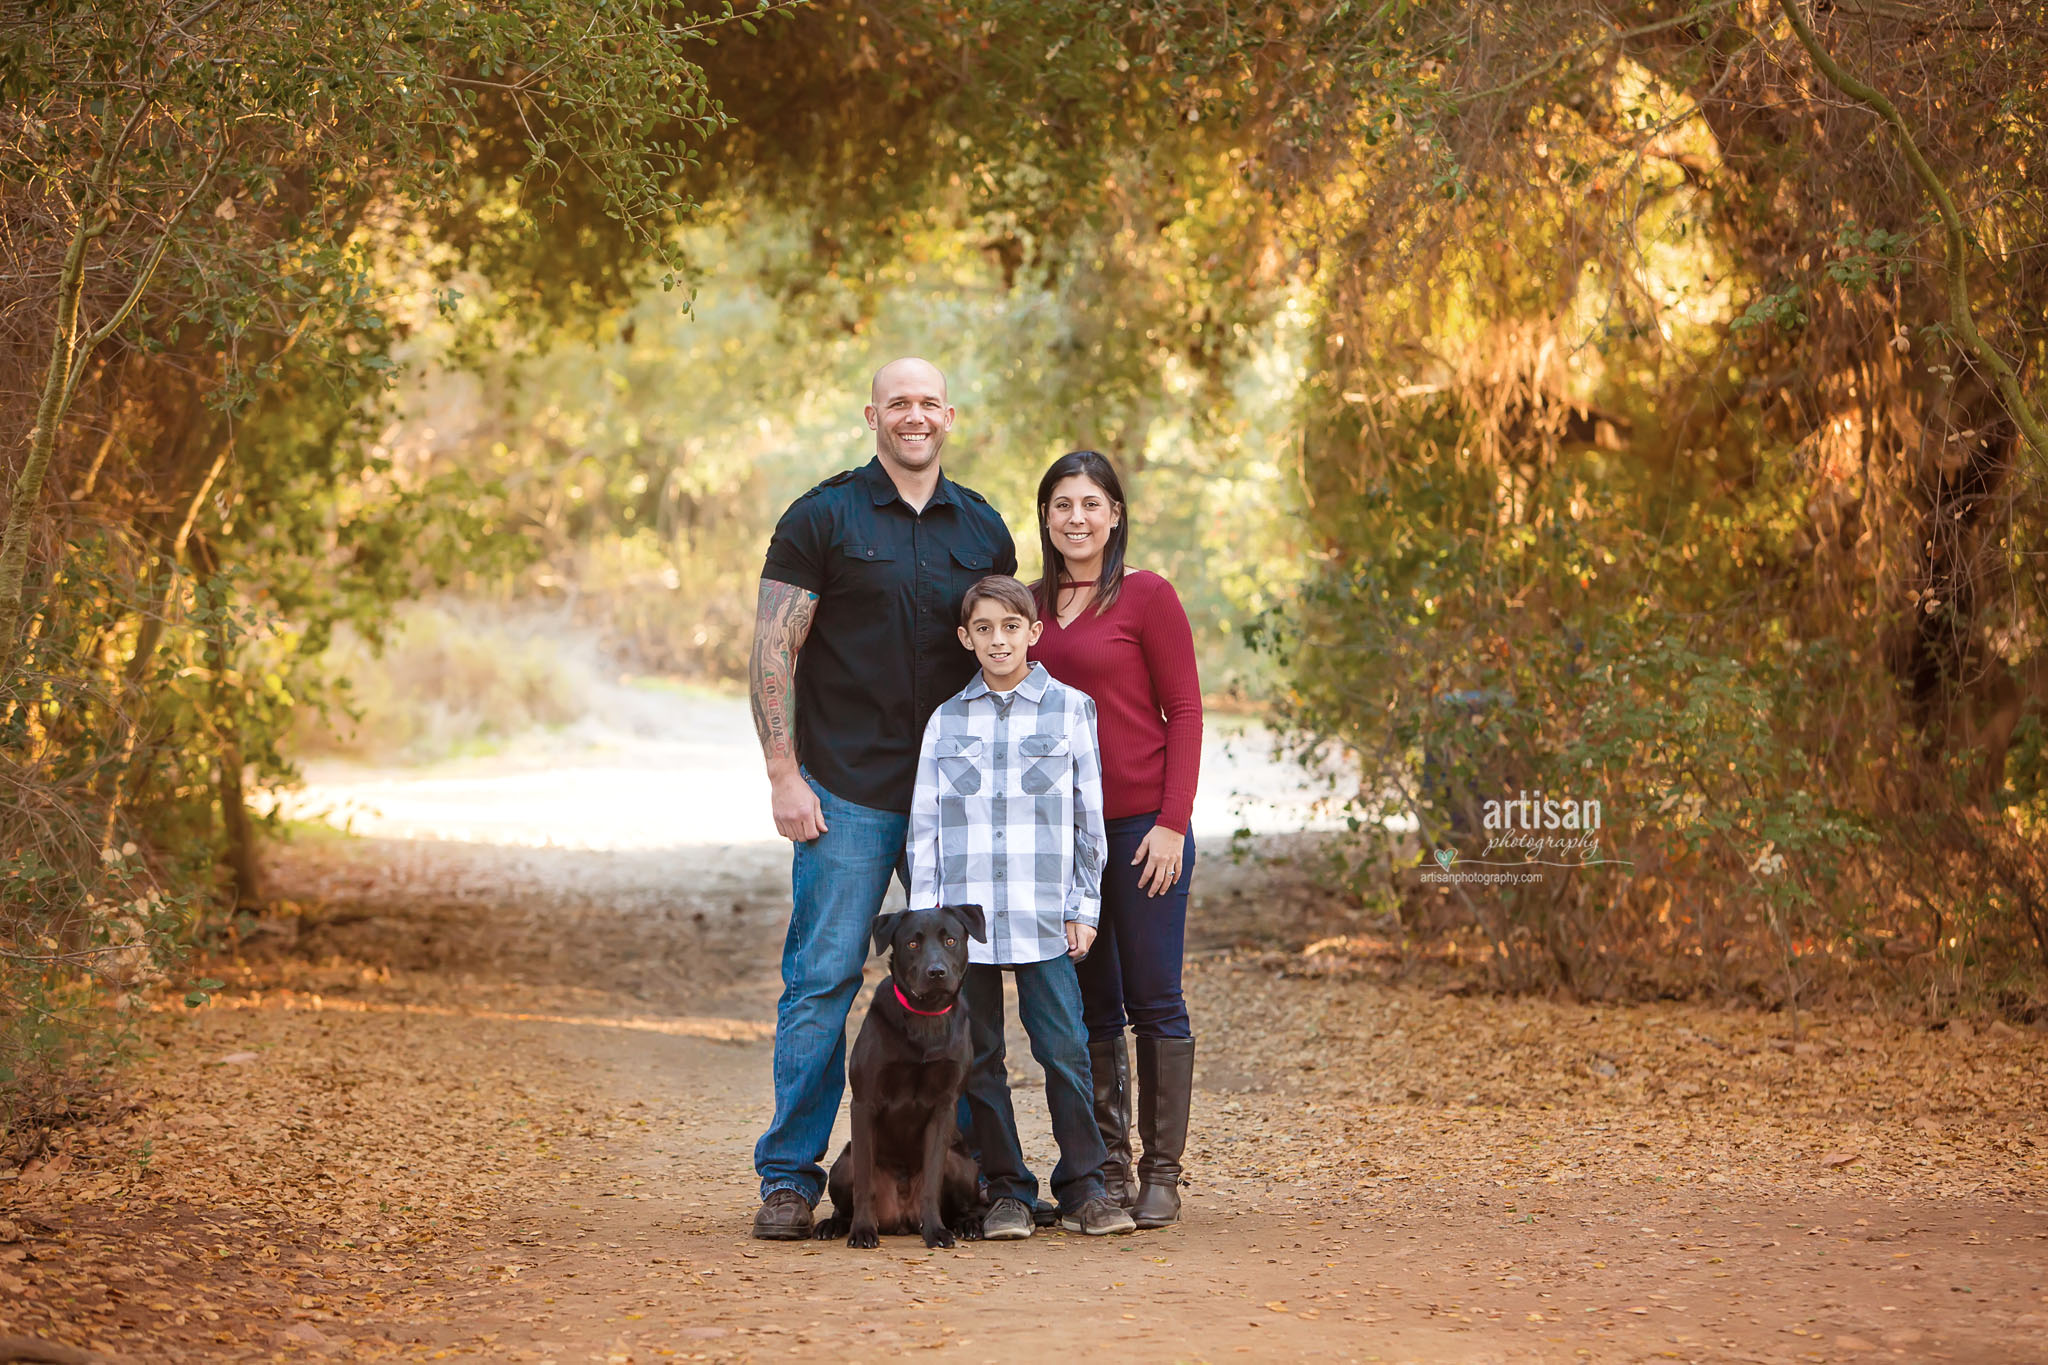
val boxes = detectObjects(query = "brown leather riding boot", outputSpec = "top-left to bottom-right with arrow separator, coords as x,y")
1088,1036 -> 1134,1209
1132,1036 -> 1194,1229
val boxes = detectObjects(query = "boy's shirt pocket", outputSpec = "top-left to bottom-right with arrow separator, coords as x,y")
935,735 -> 984,794
1017,731 -> 1071,795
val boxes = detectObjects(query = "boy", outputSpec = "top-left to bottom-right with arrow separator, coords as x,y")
908,575 -> 1136,1238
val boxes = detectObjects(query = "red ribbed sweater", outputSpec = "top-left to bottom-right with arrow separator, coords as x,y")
1032,569 -> 1203,834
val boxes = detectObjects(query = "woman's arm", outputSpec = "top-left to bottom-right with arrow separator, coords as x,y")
1141,575 -> 1203,836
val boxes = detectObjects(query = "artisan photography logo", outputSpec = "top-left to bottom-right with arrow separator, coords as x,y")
1421,788 -> 1631,882
1480,788 -> 1604,861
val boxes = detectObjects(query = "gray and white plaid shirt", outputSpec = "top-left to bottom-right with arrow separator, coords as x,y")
908,662 -> 1107,965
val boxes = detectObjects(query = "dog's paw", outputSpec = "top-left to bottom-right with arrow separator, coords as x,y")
812,1216 -> 845,1241
955,1216 -> 985,1242
923,1224 -> 956,1249
847,1223 -> 880,1250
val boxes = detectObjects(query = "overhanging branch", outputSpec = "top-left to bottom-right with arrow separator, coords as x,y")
1778,0 -> 2048,470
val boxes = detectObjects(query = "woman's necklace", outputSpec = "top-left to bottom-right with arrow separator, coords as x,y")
1056,577 -> 1097,627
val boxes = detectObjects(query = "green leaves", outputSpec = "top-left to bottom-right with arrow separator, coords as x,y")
1732,285 -> 1808,334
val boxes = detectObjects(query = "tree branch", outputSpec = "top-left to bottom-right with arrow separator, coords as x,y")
59,140 -> 227,418
1778,0 -> 2048,469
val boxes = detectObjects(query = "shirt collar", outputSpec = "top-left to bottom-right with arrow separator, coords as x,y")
960,661 -> 1050,705
861,455 -> 957,510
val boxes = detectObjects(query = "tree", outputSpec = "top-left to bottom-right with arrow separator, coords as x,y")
0,0 -> 790,1138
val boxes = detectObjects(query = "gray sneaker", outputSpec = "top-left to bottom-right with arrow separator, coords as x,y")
981,1196 -> 1034,1240
1060,1196 -> 1137,1236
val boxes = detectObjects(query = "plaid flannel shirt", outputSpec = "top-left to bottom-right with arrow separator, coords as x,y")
908,662 -> 1107,965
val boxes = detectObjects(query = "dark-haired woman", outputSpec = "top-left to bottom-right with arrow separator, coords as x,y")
1029,450 -> 1202,1229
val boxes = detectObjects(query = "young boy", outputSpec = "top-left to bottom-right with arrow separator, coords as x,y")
908,574 -> 1135,1239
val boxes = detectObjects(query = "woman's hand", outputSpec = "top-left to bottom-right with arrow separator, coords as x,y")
1132,823 -> 1185,897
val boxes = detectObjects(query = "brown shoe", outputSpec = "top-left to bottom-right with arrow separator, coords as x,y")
751,1189 -> 813,1240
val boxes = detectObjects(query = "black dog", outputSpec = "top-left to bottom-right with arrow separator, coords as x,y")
814,903 -> 987,1249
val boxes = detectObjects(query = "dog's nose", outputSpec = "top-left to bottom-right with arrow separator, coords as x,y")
926,964 -> 948,979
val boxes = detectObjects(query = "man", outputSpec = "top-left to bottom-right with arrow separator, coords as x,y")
749,356 -> 1018,1239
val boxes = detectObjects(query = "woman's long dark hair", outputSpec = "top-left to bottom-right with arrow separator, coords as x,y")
1033,450 -> 1130,620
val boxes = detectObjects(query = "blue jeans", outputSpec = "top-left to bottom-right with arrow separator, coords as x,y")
1075,812 -> 1195,1042
754,774 -> 907,1204
961,954 -> 1109,1212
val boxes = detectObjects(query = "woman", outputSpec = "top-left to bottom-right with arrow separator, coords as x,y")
1028,449 -> 1201,1229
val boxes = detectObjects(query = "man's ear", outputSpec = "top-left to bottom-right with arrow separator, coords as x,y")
1026,620 -> 1044,646
870,911 -> 906,957
864,402 -> 879,431
958,624 -> 974,652
947,902 -> 987,944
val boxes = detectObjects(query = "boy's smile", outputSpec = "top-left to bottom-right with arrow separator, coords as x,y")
959,599 -> 1043,690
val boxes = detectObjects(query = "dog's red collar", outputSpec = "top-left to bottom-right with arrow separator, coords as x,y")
893,981 -> 954,1017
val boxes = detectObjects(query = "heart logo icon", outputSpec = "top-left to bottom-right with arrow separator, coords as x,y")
1433,848 -> 1456,869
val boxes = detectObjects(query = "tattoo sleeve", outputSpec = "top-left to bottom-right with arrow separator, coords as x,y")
750,579 -> 819,765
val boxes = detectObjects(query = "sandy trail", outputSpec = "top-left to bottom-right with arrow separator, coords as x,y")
5,696 -> 2046,1363
272,684 -> 1354,851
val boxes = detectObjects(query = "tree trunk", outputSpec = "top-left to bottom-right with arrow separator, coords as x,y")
189,534 -> 263,909
216,726 -> 263,909
0,211 -> 98,668
2,101 -> 216,676
95,428 -> 233,847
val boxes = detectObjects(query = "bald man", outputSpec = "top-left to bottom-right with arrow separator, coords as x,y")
748,358 -> 1018,1238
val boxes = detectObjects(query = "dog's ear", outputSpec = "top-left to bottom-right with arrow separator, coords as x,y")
948,903 -> 987,944
870,911 -> 907,957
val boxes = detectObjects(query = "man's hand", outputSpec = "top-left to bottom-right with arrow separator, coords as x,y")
771,764 -> 829,843
1065,922 -> 1096,960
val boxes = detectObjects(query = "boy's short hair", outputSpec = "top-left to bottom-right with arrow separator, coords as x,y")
959,573 -> 1040,627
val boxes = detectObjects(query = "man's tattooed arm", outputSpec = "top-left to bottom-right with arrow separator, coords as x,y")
750,579 -> 819,770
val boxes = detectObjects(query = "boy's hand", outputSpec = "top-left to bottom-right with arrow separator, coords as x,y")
1065,922 -> 1096,960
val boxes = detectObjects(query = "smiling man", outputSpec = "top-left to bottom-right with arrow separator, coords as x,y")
747,357 -> 1019,1239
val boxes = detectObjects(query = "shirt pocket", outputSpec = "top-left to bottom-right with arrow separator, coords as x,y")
934,735 -> 984,795
837,542 -> 899,601
1017,732 -> 1071,795
949,543 -> 995,596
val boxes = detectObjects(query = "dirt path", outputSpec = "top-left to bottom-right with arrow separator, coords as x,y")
4,713 -> 2047,1362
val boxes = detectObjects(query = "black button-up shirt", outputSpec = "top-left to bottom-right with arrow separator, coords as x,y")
762,457 -> 1018,813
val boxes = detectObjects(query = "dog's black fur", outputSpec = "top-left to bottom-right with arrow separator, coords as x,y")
813,903 -> 987,1249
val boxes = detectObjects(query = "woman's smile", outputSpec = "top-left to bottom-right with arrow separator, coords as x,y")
1046,475 -> 1120,573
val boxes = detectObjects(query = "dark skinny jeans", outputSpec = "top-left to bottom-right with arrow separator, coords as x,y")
1074,811 -> 1194,1042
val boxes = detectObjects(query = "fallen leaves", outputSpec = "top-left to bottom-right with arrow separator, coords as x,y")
0,986 -> 611,1361
1187,953 -> 2048,1201
5,824 -> 2043,1363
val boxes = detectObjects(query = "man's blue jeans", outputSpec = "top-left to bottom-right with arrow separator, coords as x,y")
960,954 -> 1110,1213
754,774 -> 907,1204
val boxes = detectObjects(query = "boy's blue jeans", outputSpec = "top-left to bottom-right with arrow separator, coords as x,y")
754,774 -> 907,1205
960,953 -> 1110,1212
